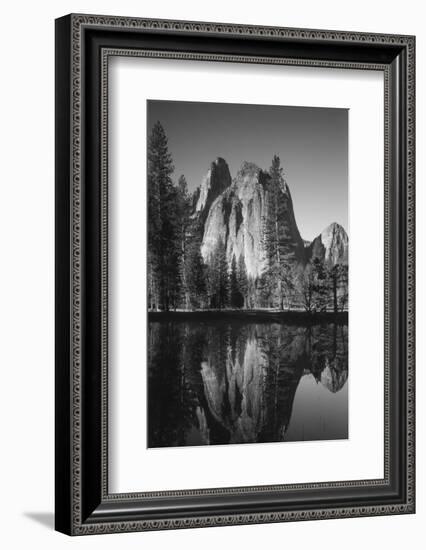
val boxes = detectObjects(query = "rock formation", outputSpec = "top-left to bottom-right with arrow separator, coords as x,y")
194,157 -> 232,218
198,161 -> 305,278
307,222 -> 348,266
191,157 -> 348,299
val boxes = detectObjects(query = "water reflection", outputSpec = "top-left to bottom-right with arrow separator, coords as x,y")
148,320 -> 348,448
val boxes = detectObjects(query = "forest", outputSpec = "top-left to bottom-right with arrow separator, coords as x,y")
147,121 -> 348,314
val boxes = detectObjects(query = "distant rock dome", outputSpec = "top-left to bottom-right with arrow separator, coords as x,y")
307,222 -> 348,265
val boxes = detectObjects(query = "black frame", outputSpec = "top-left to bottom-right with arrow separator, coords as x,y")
55,14 -> 415,535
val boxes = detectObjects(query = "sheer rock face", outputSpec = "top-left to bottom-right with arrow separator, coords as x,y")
194,157 -> 232,217
307,222 -> 348,266
200,161 -> 305,278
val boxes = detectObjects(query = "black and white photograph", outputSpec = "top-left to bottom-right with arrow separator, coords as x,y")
147,100 -> 349,448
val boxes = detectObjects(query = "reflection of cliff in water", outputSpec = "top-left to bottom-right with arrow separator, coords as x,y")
148,320 -> 348,448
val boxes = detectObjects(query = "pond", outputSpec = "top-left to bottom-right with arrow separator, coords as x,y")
148,317 -> 348,448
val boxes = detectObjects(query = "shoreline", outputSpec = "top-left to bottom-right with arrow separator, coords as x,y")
148,309 -> 348,324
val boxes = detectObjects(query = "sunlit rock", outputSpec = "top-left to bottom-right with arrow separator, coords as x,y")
307,222 -> 348,265
201,161 -> 305,278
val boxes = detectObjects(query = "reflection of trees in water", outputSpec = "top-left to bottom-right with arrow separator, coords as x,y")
307,324 -> 348,393
148,321 -> 348,447
258,325 -> 307,443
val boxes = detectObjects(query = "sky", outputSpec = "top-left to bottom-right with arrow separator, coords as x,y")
147,100 -> 348,242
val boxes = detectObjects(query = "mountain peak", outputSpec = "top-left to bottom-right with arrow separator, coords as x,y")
323,221 -> 345,233
213,156 -> 227,166
321,222 -> 347,243
237,161 -> 261,178
195,157 -> 232,213
308,223 -> 348,265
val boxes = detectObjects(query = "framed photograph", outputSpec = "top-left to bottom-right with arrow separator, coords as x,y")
55,14 -> 415,535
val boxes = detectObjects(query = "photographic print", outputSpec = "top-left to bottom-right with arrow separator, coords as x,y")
147,100 -> 349,448
56,16 -> 415,533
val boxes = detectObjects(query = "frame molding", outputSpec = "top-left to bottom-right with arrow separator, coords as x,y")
55,13 -> 415,535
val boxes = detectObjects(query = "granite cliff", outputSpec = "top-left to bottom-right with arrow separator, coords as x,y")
194,157 -> 232,219
307,222 -> 349,266
188,157 -> 348,312
195,160 -> 305,278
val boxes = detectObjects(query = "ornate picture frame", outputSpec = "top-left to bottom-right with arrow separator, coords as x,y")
55,13 -> 415,535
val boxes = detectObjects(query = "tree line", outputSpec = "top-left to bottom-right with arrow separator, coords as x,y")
147,121 -> 348,312
299,259 -> 348,314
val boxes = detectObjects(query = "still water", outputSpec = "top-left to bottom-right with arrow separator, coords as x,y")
148,319 -> 348,448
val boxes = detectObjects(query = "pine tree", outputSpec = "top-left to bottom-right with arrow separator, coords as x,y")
337,264 -> 349,312
229,255 -> 241,308
262,155 -> 294,309
237,254 -> 249,308
311,258 -> 328,311
259,210 -> 274,307
245,277 -> 257,309
207,237 -> 229,309
217,238 -> 229,309
327,264 -> 341,314
176,175 -> 191,309
147,121 -> 181,310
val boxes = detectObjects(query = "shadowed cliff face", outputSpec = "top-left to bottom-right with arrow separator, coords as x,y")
194,157 -> 232,219
148,320 -> 348,447
200,161 -> 305,278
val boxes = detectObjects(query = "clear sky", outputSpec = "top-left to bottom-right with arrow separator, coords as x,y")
147,100 -> 348,242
